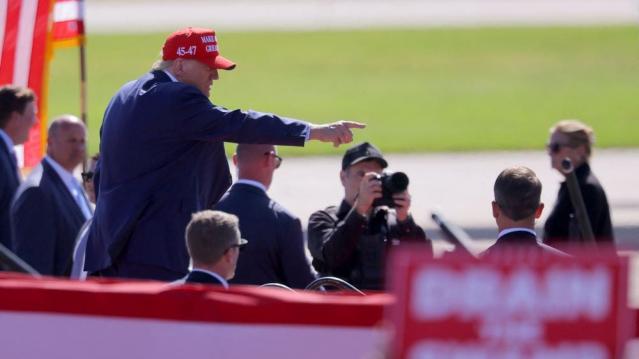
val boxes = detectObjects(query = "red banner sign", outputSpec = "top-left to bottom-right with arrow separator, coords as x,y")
387,248 -> 633,359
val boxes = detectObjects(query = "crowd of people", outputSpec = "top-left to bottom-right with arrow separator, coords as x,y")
0,27 -> 616,290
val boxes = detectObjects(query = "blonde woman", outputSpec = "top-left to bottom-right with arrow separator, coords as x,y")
543,120 -> 614,253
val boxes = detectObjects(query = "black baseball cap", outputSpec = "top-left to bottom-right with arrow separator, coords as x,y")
341,142 -> 388,170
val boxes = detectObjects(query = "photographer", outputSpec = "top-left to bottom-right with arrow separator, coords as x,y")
307,142 -> 432,290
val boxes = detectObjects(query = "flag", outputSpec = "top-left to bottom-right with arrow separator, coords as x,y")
51,0 -> 83,48
0,0 -> 54,168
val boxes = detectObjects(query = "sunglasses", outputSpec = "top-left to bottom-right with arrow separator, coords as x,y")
81,171 -> 94,182
226,242 -> 247,253
264,151 -> 283,169
546,142 -> 570,154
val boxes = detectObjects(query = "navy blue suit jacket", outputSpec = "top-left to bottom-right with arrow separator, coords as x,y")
86,71 -> 308,278
11,160 -> 87,275
0,140 -> 20,250
215,183 -> 316,288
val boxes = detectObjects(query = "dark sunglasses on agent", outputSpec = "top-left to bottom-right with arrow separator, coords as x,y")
264,151 -> 283,169
226,242 -> 247,253
81,171 -> 95,182
546,142 -> 571,154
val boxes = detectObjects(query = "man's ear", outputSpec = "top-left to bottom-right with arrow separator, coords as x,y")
339,170 -> 347,186
263,153 -> 273,169
222,249 -> 234,264
534,203 -> 544,219
171,58 -> 184,76
491,201 -> 500,219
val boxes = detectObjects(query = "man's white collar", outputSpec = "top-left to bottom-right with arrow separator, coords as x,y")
162,69 -> 178,82
497,227 -> 537,239
191,268 -> 229,289
236,179 -> 267,193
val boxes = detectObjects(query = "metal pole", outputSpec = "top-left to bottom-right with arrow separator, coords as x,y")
79,41 -> 88,173
560,158 -> 596,245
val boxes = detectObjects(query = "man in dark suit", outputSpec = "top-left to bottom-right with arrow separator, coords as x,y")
12,116 -> 92,275
85,27 -> 364,281
176,210 -> 247,287
481,166 -> 568,258
215,144 -> 316,288
0,85 -> 36,250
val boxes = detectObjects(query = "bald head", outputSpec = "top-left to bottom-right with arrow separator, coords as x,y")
48,115 -> 85,139
236,144 -> 274,161
233,144 -> 281,189
47,115 -> 86,172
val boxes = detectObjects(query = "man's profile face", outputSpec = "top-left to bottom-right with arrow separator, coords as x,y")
177,59 -> 219,97
341,160 -> 384,204
12,101 -> 36,145
48,123 -> 86,171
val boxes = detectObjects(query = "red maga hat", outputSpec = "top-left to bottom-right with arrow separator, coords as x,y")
162,27 -> 236,70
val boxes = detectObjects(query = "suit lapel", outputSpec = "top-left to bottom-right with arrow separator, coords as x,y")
0,142 -> 20,185
42,160 -> 86,222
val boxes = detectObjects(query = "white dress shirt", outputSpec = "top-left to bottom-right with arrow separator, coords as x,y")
44,156 -> 93,220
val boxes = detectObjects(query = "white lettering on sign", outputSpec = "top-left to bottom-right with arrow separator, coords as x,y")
479,320 -> 543,343
408,341 -> 608,359
411,266 -> 611,321
177,46 -> 197,56
205,44 -> 218,53
201,35 -> 216,43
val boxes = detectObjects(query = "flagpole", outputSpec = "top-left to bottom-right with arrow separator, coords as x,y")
79,39 -> 88,173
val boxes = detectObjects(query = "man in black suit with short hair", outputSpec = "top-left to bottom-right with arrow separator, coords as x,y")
481,166 -> 568,258
215,144 -> 316,288
178,210 -> 247,287
0,85 -> 36,250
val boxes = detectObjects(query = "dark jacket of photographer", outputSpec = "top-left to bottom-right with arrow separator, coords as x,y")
308,200 -> 431,290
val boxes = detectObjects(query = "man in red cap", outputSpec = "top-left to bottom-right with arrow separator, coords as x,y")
85,27 -> 365,281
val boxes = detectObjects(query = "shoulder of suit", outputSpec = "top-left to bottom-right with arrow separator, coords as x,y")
138,71 -> 205,98
309,205 -> 339,222
19,163 -> 46,188
269,198 -> 299,222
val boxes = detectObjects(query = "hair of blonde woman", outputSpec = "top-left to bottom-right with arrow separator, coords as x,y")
550,119 -> 595,156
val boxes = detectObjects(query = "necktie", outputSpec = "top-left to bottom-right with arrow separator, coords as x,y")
72,179 -> 93,220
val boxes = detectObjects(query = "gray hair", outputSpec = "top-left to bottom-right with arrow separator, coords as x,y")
151,59 -> 173,71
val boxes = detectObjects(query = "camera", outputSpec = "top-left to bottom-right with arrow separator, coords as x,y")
372,171 -> 409,208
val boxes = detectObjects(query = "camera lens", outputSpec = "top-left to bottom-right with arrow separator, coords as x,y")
385,172 -> 409,193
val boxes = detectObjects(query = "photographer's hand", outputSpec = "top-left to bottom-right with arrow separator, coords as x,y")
354,172 -> 382,216
393,190 -> 411,222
